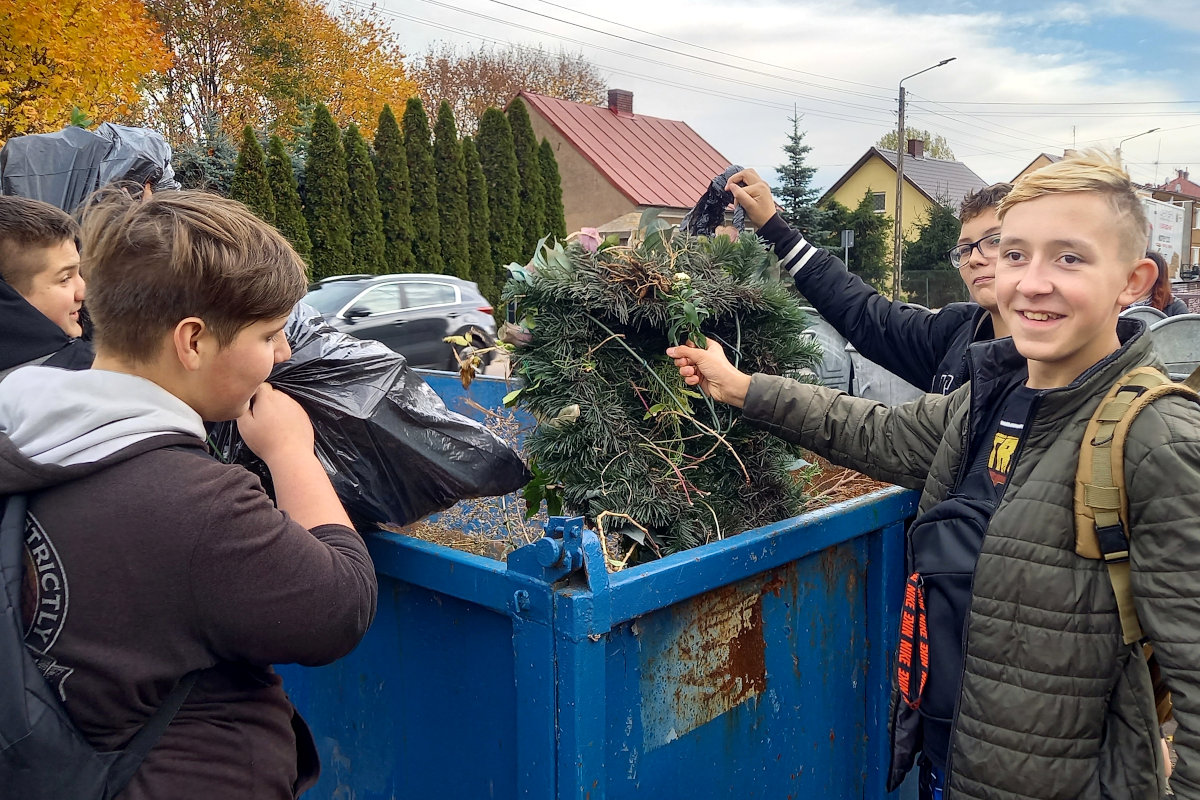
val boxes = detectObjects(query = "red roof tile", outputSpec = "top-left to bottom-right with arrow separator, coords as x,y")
518,90 -> 731,209
1156,170 -> 1200,200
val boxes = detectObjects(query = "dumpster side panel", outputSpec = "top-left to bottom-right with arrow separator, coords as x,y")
600,539 -> 871,798
276,576 -> 520,800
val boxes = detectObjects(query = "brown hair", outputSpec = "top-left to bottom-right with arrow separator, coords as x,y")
998,150 -> 1149,261
959,183 -> 1012,224
0,196 -> 79,293
78,189 -> 308,362
1146,251 -> 1175,311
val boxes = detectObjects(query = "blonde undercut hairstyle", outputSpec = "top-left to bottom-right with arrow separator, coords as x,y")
78,189 -> 308,362
997,149 -> 1149,261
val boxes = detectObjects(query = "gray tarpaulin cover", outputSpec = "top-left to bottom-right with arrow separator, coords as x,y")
0,123 -> 179,212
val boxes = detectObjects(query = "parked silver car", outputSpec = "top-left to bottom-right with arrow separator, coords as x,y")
303,274 -> 497,370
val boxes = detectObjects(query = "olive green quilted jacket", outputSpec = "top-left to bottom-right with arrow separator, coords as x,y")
742,322 -> 1200,800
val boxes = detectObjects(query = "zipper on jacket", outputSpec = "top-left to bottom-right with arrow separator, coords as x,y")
942,393 -> 1041,796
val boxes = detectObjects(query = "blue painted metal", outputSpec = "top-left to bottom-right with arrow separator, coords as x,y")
275,373 -> 922,799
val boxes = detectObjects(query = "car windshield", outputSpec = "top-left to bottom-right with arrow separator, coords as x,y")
303,282 -> 364,316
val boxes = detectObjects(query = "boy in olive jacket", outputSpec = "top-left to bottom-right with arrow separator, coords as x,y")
669,151 -> 1200,800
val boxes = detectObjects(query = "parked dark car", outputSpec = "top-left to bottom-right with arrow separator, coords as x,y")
303,274 -> 497,370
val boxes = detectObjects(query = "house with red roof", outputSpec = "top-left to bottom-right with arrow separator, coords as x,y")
516,89 -> 730,240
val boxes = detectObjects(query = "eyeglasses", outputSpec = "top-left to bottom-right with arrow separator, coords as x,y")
946,233 -> 1001,269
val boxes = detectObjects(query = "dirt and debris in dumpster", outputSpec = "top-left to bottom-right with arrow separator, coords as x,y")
394,437 -> 894,569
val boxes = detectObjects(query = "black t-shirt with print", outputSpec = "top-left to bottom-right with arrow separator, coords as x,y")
916,384 -> 1039,770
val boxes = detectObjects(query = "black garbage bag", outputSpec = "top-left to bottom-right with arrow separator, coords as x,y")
210,303 -> 531,528
678,164 -> 747,237
0,123 -> 179,212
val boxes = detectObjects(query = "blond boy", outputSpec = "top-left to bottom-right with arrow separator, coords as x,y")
669,152 -> 1200,799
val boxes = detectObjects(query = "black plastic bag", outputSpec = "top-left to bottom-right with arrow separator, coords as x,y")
678,164 -> 747,237
0,123 -> 179,212
210,303 -> 530,528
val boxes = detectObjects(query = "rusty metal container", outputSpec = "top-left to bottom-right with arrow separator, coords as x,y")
275,372 -> 919,799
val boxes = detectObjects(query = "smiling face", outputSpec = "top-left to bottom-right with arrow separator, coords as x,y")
956,209 -> 1001,314
18,240 -> 85,337
996,192 -> 1154,389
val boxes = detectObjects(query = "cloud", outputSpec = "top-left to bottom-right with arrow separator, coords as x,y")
389,0 -> 1196,186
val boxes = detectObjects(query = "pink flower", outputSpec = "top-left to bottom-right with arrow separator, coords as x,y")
577,227 -> 601,253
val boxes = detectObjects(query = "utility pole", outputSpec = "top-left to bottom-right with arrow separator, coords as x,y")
892,58 -> 956,301
1116,127 -> 1160,168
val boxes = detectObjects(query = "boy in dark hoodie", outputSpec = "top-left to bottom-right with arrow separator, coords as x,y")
0,189 -> 378,798
0,195 -> 93,379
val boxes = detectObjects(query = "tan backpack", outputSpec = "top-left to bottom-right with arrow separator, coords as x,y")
1075,365 -> 1200,723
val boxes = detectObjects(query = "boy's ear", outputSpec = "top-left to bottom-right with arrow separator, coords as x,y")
171,317 -> 208,372
1118,257 -> 1158,307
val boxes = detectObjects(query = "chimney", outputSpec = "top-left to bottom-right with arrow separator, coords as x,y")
607,89 -> 633,115
907,138 -> 924,159
1179,169 -> 1190,182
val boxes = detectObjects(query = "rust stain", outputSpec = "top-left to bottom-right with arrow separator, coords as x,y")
638,578 -> 768,751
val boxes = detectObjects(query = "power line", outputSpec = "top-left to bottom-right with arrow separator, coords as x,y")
520,0 -> 893,95
360,0 -> 898,125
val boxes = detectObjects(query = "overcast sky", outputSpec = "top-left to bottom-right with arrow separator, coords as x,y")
362,0 -> 1199,194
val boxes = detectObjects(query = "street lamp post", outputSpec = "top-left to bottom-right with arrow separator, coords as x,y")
1116,128 -> 1160,166
892,57 -> 956,301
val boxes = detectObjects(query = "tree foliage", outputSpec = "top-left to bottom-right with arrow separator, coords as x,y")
143,0 -> 417,143
902,200 -> 961,273
434,101 -> 472,281
343,123 -> 386,274
173,115 -> 237,194
774,114 -> 825,236
0,0 -> 171,143
266,134 -> 311,259
402,97 -> 444,275
539,138 -> 567,242
374,105 -> 416,273
476,108 -> 523,290
231,126 -> 276,223
507,98 -> 546,257
503,229 -> 822,556
875,127 -> 955,160
842,189 -> 893,293
304,103 -> 353,280
461,136 -> 495,302
409,43 -> 605,133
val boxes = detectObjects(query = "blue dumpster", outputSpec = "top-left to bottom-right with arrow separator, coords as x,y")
277,372 -> 920,799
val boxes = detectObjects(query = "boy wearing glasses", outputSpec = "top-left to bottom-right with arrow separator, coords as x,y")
726,169 -> 1010,395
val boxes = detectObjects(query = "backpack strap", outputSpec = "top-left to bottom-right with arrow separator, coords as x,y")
106,670 -> 199,791
1075,366 -> 1200,644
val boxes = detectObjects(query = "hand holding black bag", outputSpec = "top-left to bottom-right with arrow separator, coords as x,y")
211,303 -> 530,528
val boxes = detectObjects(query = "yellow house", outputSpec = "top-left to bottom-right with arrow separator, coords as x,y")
819,140 -> 988,239
1011,152 -> 1063,184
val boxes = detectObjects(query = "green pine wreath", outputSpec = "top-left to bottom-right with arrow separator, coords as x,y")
502,216 -> 823,557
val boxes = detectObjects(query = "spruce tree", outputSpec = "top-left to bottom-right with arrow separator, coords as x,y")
539,137 -> 567,242
374,105 -> 416,273
462,136 -> 495,303
433,101 -> 472,281
506,97 -> 546,255
343,123 -> 387,275
774,114 -> 825,236
402,97 -> 444,274
266,135 -> 311,260
231,126 -> 276,223
902,200 -> 961,273
304,103 -> 353,280
476,108 -> 522,292
845,189 -> 892,293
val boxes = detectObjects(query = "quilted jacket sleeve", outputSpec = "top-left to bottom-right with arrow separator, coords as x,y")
741,372 -> 960,490
1127,395 -> 1200,799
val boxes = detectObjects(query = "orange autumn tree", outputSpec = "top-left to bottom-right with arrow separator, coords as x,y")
143,0 -> 416,142
0,0 -> 171,143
